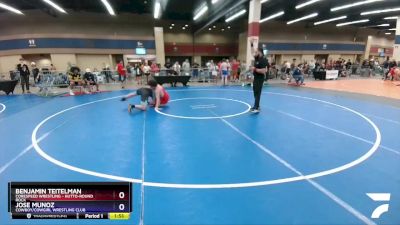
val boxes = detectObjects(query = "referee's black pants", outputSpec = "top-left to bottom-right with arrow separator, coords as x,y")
20,75 -> 30,92
253,75 -> 265,109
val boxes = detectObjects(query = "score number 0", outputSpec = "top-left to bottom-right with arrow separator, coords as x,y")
118,192 -> 125,211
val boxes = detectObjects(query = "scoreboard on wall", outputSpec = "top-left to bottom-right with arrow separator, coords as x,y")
8,182 -> 132,220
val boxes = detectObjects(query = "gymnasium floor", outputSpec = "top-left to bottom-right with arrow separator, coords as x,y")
0,84 -> 399,225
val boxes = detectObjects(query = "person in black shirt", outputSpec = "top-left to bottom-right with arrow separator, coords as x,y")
31,63 -> 40,84
164,58 -> 173,75
250,40 -> 269,113
345,59 -> 352,76
68,66 -> 83,96
102,65 -> 114,83
17,58 -> 30,94
83,68 -> 99,93
192,61 -> 200,79
19,65 -> 31,94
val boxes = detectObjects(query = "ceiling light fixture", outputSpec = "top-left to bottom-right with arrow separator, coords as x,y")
212,0 -> 221,4
260,11 -> 285,23
287,12 -> 318,25
331,0 -> 384,12
225,9 -> 247,22
101,0 -> 115,16
154,1 -> 161,19
384,16 -> 398,20
336,19 -> 369,27
193,5 -> 208,21
42,0 -> 67,13
377,23 -> 390,27
314,15 -> 347,25
0,2 -> 23,15
296,0 -> 324,10
385,32 -> 391,35
361,7 -> 400,15
388,28 -> 396,31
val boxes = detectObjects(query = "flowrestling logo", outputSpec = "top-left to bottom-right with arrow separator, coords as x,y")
367,193 -> 391,219
28,39 -> 36,47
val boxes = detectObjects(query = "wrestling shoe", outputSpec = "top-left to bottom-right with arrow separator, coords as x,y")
250,108 -> 260,113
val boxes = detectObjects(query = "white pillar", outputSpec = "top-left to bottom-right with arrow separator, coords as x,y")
238,32 -> 247,62
154,27 -> 166,66
108,55 -> 113,68
193,56 -> 201,65
393,17 -> 400,62
246,0 -> 261,67
364,36 -> 372,60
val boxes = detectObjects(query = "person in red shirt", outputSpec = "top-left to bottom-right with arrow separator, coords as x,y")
388,66 -> 400,82
117,60 -> 127,89
121,79 -> 170,112
231,59 -> 240,82
149,79 -> 170,111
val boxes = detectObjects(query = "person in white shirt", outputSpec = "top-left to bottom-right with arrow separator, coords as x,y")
220,59 -> 230,86
284,61 -> 291,77
285,61 -> 291,69
182,59 -> 191,75
309,59 -> 316,70
142,62 -> 151,75
142,62 -> 151,82
173,62 -> 181,75
206,60 -> 216,81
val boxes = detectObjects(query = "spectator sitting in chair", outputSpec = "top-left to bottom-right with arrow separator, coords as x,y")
68,66 -> 84,96
291,64 -> 305,86
83,68 -> 99,93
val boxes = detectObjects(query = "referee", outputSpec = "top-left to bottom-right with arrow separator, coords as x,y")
250,40 -> 269,113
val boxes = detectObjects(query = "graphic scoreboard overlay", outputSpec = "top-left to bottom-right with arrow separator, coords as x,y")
8,182 -> 132,220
